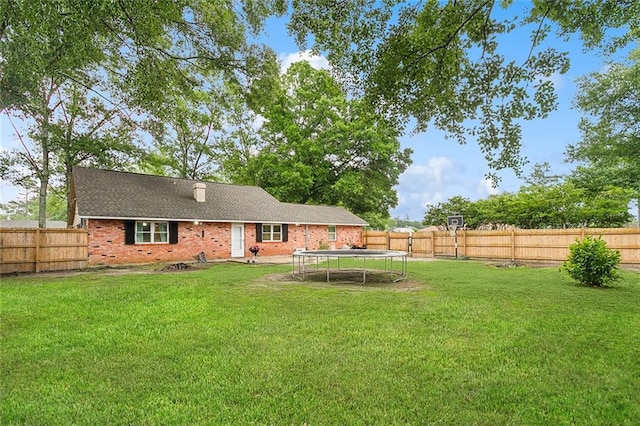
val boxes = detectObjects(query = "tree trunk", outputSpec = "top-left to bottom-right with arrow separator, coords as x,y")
38,109 -> 50,229
65,162 -> 73,227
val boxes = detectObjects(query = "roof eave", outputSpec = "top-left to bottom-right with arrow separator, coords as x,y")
79,215 -> 367,226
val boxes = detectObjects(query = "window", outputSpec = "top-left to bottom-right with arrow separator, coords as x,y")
328,225 -> 337,241
136,221 -> 168,243
261,224 -> 282,242
255,223 -> 288,243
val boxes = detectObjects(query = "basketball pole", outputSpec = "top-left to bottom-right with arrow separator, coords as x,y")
447,215 -> 463,260
453,227 -> 458,259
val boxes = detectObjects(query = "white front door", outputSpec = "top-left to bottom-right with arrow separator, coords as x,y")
231,224 -> 245,257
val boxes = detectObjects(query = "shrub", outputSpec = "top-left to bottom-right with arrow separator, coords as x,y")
562,235 -> 621,287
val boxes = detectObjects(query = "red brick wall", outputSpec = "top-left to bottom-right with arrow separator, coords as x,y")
87,219 -> 364,265
247,224 -> 364,256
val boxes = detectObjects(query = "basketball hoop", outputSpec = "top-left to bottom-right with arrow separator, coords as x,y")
446,215 -> 464,259
447,215 -> 463,228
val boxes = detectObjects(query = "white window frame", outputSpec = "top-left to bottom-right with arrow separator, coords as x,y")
328,225 -> 337,241
262,224 -> 282,242
135,221 -> 169,244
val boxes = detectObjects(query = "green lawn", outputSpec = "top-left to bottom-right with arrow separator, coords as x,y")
1,261 -> 639,425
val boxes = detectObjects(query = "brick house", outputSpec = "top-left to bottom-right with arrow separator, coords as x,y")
70,167 -> 368,265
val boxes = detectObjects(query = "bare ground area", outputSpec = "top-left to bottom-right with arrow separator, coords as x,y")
255,269 -> 426,292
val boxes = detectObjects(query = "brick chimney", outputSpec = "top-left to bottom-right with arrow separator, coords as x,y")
193,183 -> 206,202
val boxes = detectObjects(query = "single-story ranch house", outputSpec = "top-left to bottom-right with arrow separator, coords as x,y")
71,167 -> 368,265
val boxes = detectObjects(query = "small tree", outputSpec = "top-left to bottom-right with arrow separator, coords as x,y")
562,236 -> 621,287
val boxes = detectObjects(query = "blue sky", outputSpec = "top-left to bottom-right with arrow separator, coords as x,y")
0,3 -> 632,221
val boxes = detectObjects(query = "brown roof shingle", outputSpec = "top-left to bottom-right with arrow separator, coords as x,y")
73,167 -> 368,226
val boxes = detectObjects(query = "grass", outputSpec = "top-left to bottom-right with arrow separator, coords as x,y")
1,260 -> 639,425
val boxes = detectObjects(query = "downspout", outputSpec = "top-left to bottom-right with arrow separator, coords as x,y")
305,224 -> 309,249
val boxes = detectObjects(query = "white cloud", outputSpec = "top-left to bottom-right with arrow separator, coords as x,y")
550,72 -> 566,90
477,177 -> 499,197
251,114 -> 267,130
539,71 -> 565,90
391,157 -> 459,219
279,50 -> 330,73
403,157 -> 456,184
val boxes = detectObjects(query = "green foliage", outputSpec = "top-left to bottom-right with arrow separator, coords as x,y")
423,196 -> 478,228
224,61 -> 412,219
142,84 -> 226,180
0,1 -> 284,112
425,171 -> 633,229
567,46 -> 640,220
0,0 -> 284,225
4,0 -> 639,226
288,0 -> 639,176
0,187 -> 66,221
362,212 -> 393,231
562,236 -> 621,287
0,80 -> 141,225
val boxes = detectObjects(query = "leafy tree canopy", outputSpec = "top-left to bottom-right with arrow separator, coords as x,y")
0,0 -> 285,226
567,46 -> 640,221
223,61 -> 412,220
287,0 -> 639,178
0,0 -> 285,111
424,173 -> 633,229
423,196 -> 478,229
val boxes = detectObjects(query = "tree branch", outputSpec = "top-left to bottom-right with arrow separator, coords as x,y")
407,0 -> 493,70
525,3 -> 553,66
4,112 -> 39,172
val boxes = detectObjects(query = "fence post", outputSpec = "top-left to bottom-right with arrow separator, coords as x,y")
462,230 -> 467,257
511,230 -> 515,261
35,228 -> 41,273
431,231 -> 436,258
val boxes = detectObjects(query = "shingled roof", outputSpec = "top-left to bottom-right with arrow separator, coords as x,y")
72,167 -> 368,226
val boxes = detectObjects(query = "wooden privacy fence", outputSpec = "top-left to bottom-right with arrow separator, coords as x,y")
363,228 -> 640,264
0,228 -> 88,274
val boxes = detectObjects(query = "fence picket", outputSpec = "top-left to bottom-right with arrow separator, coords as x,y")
363,228 -> 639,264
1,228 -> 88,274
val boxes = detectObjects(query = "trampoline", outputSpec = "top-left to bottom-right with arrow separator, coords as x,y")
292,249 -> 408,283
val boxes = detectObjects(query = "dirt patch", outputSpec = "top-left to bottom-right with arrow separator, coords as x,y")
30,262 -> 213,277
257,269 -> 425,291
490,261 -> 529,268
156,262 -> 194,272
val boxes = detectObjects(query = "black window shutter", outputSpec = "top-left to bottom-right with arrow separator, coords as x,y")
282,224 -> 288,242
169,222 -> 178,244
256,223 -> 262,242
124,220 -> 135,245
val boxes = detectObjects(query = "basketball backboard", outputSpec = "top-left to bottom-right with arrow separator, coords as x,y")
447,215 -> 464,229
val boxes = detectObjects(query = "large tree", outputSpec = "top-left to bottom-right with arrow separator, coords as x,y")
142,85 -> 225,181
225,61 -> 412,222
0,0 -> 283,226
0,79 -> 140,225
567,47 -> 640,224
50,82 -> 140,223
287,0 -> 639,179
